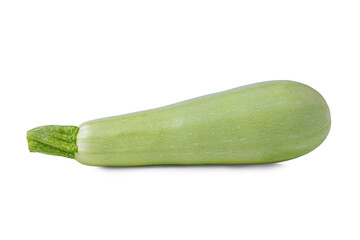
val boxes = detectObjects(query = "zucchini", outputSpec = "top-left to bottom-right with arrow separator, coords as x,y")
27,80 -> 331,166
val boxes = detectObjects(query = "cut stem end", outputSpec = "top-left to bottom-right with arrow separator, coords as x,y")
27,125 -> 79,159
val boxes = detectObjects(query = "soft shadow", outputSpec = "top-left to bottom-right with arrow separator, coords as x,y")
97,163 -> 283,171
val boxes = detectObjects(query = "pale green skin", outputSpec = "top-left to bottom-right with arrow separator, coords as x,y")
73,80 -> 330,166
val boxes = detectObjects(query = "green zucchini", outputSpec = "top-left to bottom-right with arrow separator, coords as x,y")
27,80 -> 331,166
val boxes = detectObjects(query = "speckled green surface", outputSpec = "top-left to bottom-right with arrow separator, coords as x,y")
76,80 -> 330,166
27,125 -> 79,159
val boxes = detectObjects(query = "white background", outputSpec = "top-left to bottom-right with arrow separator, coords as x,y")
1,1 -> 359,239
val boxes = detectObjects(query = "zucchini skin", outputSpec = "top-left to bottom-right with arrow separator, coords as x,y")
75,80 -> 331,166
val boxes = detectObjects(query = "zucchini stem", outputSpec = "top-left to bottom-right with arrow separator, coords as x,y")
27,125 -> 79,159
